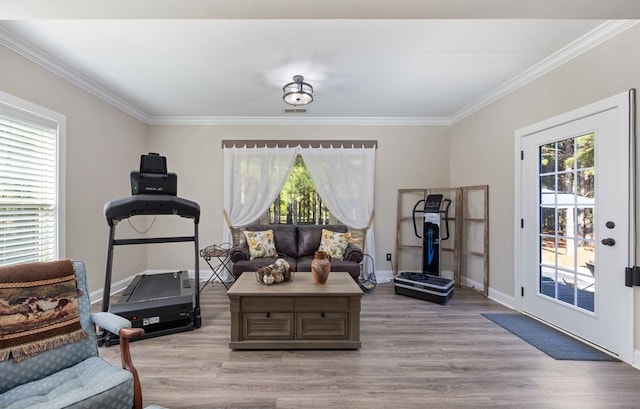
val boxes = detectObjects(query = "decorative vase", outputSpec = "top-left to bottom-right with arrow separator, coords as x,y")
311,251 -> 331,284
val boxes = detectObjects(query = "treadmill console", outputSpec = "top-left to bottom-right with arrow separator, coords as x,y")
130,152 -> 177,196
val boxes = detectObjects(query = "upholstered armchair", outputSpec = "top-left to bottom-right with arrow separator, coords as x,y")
0,260 -> 146,409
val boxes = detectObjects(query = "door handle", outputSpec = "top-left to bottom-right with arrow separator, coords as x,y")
601,238 -> 616,246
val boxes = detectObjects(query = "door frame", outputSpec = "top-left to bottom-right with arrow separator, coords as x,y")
513,90 -> 635,364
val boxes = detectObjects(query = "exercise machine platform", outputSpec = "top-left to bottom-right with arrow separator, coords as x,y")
394,272 -> 454,305
101,194 -> 201,346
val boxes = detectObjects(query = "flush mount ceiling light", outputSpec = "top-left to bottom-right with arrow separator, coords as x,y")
283,75 -> 313,106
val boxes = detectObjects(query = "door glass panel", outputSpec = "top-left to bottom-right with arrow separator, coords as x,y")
577,208 -> 593,239
540,208 -> 556,235
576,133 -> 595,168
540,143 -> 557,173
538,133 -> 595,312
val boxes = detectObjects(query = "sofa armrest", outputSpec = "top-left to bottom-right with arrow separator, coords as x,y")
92,312 -> 133,335
229,243 -> 250,262
344,243 -> 364,263
92,312 -> 144,409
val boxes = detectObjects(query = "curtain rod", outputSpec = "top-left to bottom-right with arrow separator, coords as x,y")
222,140 -> 377,149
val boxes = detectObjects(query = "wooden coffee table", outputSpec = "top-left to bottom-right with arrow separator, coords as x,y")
227,272 -> 363,349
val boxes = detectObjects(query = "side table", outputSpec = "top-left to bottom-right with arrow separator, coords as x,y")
200,243 -> 234,290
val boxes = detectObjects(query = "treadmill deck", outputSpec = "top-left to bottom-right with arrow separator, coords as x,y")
109,271 -> 194,332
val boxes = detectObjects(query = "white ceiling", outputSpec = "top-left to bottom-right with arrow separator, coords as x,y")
0,2 -> 638,125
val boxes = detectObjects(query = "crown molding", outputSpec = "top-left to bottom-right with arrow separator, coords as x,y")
0,25 -> 150,123
147,115 -> 451,126
1,20 -> 636,127
449,19 -> 639,125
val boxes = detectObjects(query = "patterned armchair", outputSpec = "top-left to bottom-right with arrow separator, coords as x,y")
0,260 -> 146,409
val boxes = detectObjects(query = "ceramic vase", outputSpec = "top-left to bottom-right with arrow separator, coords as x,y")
311,251 -> 331,284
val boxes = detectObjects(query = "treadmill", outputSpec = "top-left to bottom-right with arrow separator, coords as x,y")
100,154 -> 201,346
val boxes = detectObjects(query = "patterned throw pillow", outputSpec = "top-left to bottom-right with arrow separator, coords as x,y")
318,229 -> 351,261
243,230 -> 277,260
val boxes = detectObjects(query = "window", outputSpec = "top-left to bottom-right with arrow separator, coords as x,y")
0,92 -> 65,266
264,156 -> 332,225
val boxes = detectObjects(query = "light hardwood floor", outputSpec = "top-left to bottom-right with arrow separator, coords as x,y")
97,280 -> 640,409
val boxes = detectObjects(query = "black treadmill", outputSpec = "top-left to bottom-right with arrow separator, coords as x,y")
100,194 -> 201,346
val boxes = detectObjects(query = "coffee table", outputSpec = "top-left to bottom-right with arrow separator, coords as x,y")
227,272 -> 363,349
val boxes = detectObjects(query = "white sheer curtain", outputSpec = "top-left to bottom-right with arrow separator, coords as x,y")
222,146 -> 299,245
300,146 -> 376,277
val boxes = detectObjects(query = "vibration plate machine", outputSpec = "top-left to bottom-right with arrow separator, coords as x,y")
394,194 -> 455,304
100,154 -> 201,346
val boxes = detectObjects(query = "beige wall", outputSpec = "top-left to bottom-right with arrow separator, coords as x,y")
1,38 -> 451,290
3,21 -> 640,337
449,24 -> 640,300
146,125 -> 450,272
0,46 -> 148,293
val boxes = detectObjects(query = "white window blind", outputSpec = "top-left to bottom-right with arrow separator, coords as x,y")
0,112 -> 58,265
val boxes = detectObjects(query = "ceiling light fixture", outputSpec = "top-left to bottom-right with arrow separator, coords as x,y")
283,75 -> 313,106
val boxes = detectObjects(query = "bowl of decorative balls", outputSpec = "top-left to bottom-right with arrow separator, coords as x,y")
255,258 -> 294,285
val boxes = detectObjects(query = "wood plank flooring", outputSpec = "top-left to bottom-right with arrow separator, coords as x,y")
96,281 -> 640,409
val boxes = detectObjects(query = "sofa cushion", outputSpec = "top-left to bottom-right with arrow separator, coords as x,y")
297,225 -> 348,257
243,230 -> 277,260
245,225 -> 297,258
318,229 -> 351,260
296,255 -> 361,280
0,356 -> 133,409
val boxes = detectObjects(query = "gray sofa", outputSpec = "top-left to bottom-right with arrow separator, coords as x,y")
229,224 -> 364,281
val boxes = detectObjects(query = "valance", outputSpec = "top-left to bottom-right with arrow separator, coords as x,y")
222,140 -> 377,149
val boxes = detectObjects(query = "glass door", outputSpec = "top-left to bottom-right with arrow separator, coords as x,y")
518,91 -> 633,363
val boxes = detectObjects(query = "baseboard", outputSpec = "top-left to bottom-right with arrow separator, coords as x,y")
459,276 -> 484,293
634,350 -> 640,370
89,273 -> 137,305
459,276 -> 515,310
487,287 -> 515,310
374,270 -> 394,283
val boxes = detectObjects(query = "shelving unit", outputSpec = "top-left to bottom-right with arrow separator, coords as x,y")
395,185 -> 489,296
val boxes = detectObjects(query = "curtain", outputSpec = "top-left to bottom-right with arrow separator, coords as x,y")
222,146 -> 299,246
300,146 -> 376,277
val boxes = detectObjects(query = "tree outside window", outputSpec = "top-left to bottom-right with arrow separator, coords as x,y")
264,156 -> 332,225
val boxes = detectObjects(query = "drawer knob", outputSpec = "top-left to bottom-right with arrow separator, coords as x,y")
265,312 -> 271,318
320,312 -> 325,318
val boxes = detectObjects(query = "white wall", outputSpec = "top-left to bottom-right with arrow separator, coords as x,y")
449,24 -> 640,304
0,45 -> 148,293
146,125 -> 450,273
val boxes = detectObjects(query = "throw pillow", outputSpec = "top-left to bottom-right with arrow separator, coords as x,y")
318,229 -> 351,261
243,230 -> 277,260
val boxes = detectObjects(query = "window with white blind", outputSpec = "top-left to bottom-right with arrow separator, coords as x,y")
0,92 -> 65,266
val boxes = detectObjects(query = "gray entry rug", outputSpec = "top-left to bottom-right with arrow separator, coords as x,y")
482,313 -> 620,361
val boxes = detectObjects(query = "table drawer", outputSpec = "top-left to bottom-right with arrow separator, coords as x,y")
241,296 -> 294,312
243,312 -> 294,340
296,312 -> 349,339
296,296 -> 349,311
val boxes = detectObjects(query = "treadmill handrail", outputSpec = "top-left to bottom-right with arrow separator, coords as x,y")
104,194 -> 200,225
112,236 -> 196,246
